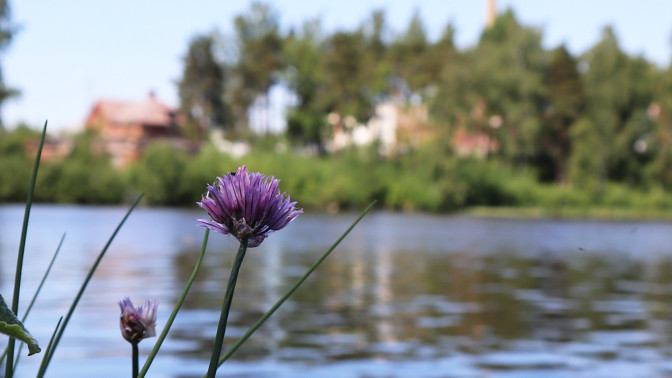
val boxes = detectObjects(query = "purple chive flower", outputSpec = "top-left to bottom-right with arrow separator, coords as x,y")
197,166 -> 303,247
119,297 -> 158,344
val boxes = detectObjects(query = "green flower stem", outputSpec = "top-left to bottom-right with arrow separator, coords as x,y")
137,228 -> 210,378
5,121 -> 47,378
132,343 -> 139,378
206,238 -> 249,378
213,201 -> 376,370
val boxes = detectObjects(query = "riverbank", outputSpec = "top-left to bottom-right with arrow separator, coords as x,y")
465,205 -> 672,220
4,128 -> 672,214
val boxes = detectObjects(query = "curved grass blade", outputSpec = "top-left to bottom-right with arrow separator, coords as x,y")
137,228 -> 210,378
35,316 -> 63,378
21,233 -> 66,323
37,193 -> 144,377
0,233 -> 65,367
212,201 -> 376,371
5,120 -> 47,377
11,233 -> 66,369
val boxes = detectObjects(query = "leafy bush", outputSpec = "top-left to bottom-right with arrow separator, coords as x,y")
0,155 -> 31,201
4,126 -> 672,215
126,142 -> 191,205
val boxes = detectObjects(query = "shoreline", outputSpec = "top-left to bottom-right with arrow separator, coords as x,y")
464,206 -> 672,221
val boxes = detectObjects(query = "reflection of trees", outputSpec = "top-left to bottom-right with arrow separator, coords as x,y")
169,239 -> 281,360
436,252 -> 490,349
168,236 -> 672,365
482,253 -> 533,341
644,258 -> 672,344
529,253 -> 573,342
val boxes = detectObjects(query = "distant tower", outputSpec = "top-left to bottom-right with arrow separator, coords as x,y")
486,0 -> 497,28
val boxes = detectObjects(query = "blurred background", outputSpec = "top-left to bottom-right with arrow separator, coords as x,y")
3,0 -> 672,376
0,0 -> 671,211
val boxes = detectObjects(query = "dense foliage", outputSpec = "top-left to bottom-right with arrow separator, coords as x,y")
177,5 -> 672,190
3,5 -> 672,215
3,126 -> 672,215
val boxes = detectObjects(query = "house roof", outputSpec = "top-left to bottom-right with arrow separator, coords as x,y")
89,93 -> 175,126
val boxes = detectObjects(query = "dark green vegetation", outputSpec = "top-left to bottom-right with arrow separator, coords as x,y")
4,126 -> 672,215
3,5 -> 672,215
0,127 -> 124,204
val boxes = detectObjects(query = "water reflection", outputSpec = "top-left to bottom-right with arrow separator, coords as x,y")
2,206 -> 672,376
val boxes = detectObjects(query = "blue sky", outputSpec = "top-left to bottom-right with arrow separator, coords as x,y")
3,0 -> 671,132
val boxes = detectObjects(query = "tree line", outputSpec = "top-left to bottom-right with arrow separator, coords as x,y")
3,3 -> 672,213
178,3 -> 672,195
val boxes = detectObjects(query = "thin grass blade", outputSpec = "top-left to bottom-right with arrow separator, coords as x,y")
137,228 -> 210,378
36,316 -> 63,378
213,201 -> 375,370
5,120 -> 47,378
21,233 -> 66,323
38,193 -> 144,376
11,232 -> 65,369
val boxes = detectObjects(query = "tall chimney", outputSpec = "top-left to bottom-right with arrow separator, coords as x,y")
486,0 -> 497,28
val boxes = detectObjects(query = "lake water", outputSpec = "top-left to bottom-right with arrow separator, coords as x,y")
2,205 -> 672,377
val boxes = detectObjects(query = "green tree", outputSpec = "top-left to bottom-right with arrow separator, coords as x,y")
388,10 -> 432,95
428,23 -> 457,79
284,19 -> 326,148
439,9 -> 547,166
230,2 -> 284,133
359,10 -> 390,98
320,31 -> 369,120
0,125 -> 35,201
481,10 -> 547,165
50,131 -> 123,204
431,48 -> 476,133
428,23 -> 466,133
126,142 -> 190,205
0,154 -> 30,201
643,63 -> 672,189
568,117 -> 602,194
0,124 -> 38,155
0,0 -> 17,129
581,27 -> 657,186
178,34 -> 228,138
539,45 -> 585,183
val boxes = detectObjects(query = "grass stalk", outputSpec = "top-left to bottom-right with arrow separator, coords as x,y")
0,232 -> 65,367
213,201 -> 375,370
10,232 -> 65,368
20,232 -> 66,323
5,121 -> 47,378
137,228 -> 210,377
35,316 -> 63,378
37,193 -> 144,377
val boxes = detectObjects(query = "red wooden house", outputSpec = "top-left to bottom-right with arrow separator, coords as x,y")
85,93 -> 181,168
